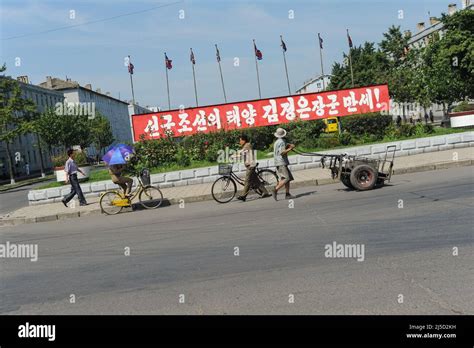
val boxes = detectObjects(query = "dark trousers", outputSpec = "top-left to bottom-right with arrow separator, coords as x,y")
63,174 -> 87,204
240,166 -> 268,197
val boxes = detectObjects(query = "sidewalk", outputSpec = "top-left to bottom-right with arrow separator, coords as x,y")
1,147 -> 473,226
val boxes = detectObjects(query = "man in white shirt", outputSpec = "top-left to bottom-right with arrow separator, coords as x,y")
271,128 -> 295,201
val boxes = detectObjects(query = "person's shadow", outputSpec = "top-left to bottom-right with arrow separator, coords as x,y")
293,190 -> 317,198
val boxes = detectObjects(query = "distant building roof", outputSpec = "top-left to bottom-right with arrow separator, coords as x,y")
296,74 -> 332,93
407,3 -> 473,46
38,76 -> 129,105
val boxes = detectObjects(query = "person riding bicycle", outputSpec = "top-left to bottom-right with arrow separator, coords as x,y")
235,134 -> 271,202
108,163 -> 133,197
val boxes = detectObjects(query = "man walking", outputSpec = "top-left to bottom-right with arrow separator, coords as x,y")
62,149 -> 88,207
236,134 -> 270,202
271,128 -> 295,201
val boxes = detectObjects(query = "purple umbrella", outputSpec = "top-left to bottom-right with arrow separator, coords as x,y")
102,144 -> 134,165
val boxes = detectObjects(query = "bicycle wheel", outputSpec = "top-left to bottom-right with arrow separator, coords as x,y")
100,191 -> 124,215
258,169 -> 279,188
211,176 -> 237,203
139,185 -> 164,209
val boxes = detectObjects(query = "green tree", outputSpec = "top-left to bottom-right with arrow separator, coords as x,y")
35,108 -> 63,153
36,108 -> 93,154
329,42 -> 388,90
423,9 -> 474,111
379,25 -> 408,66
90,113 -> 114,157
0,65 -> 37,183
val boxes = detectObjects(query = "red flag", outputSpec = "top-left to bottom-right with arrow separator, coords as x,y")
127,56 -> 134,74
165,53 -> 172,69
254,41 -> 263,60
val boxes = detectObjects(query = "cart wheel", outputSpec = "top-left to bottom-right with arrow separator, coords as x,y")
340,174 -> 354,190
350,165 -> 378,191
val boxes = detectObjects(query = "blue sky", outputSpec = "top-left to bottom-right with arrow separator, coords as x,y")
1,0 -> 455,109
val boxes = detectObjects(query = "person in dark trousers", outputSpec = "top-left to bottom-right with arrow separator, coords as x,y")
424,112 -> 429,124
236,134 -> 270,202
396,115 -> 402,127
429,110 -> 434,123
62,149 -> 88,207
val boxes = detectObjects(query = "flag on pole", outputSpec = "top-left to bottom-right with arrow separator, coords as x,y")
280,37 -> 287,52
165,53 -> 173,69
190,48 -> 195,65
318,33 -> 324,49
127,56 -> 134,74
347,29 -> 353,48
254,42 -> 263,60
216,46 -> 221,62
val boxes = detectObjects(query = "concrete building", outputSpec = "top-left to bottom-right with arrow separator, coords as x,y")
398,1 -> 473,121
406,1 -> 472,49
39,77 -> 151,146
295,74 -> 332,94
0,77 -> 64,180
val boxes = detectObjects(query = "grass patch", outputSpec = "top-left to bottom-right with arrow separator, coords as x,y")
0,174 -> 55,191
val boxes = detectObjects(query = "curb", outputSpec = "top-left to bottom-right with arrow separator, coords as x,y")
1,159 -> 472,227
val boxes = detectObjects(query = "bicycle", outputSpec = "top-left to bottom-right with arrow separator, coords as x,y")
99,168 -> 164,215
211,163 -> 279,203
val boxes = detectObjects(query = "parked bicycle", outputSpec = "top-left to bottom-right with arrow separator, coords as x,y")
99,168 -> 163,215
211,163 -> 278,203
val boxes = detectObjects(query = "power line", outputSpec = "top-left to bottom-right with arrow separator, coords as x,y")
2,1 -> 182,41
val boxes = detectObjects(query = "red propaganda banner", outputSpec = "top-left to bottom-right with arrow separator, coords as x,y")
131,84 -> 389,141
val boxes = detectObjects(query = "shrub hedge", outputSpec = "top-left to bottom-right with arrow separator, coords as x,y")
129,112 -> 437,170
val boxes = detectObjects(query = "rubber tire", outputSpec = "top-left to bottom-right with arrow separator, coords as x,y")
257,169 -> 279,188
211,176 -> 237,203
139,186 -> 164,209
349,165 -> 378,191
340,174 -> 354,189
100,191 -> 124,215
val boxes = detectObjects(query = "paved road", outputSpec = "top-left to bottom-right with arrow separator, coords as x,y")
0,167 -> 473,314
0,180 -> 54,216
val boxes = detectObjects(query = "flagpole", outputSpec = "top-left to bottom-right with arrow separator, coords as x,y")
318,33 -> 325,90
128,55 -> 135,106
215,44 -> 227,103
347,29 -> 355,87
190,48 -> 199,107
253,39 -> 262,99
280,35 -> 291,94
164,52 -> 171,110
